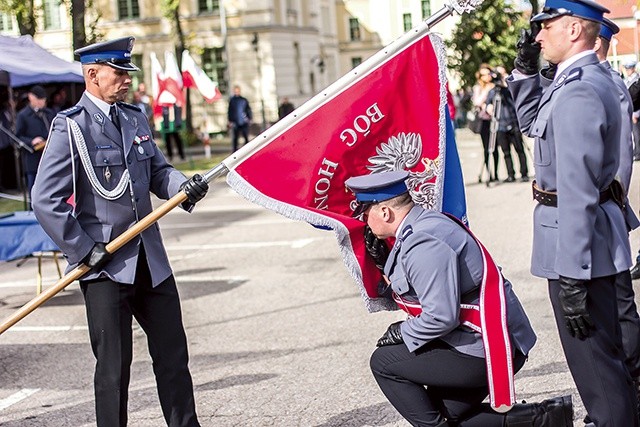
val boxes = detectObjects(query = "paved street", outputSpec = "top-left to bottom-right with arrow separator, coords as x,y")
0,127 -> 639,426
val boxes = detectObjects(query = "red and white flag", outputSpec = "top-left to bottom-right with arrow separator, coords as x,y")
181,50 -> 222,103
222,27 -> 514,410
163,51 -> 186,107
149,52 -> 165,117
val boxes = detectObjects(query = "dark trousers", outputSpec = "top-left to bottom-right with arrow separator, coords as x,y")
615,270 -> 640,378
496,129 -> 528,179
548,276 -> 638,427
480,120 -> 499,180
164,132 -> 185,161
80,252 -> 199,427
231,123 -> 249,152
370,339 -> 526,426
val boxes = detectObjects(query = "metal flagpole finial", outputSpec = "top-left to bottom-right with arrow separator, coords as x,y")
448,0 -> 484,15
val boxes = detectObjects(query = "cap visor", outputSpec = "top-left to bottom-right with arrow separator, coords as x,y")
108,62 -> 140,72
531,11 -> 564,22
352,202 -> 372,219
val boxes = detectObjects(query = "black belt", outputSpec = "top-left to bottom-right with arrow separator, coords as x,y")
532,180 -> 623,208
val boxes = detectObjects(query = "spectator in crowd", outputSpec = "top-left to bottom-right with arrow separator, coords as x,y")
622,59 -> 640,162
136,82 -> 154,124
227,85 -> 252,152
15,85 -> 54,199
471,64 -> 499,183
278,97 -> 295,120
162,105 -> 185,161
485,67 -> 529,183
49,86 -> 70,113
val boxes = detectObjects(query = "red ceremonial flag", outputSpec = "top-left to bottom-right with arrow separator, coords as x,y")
223,26 -> 514,410
149,52 -> 165,118
162,51 -> 186,108
181,50 -> 222,103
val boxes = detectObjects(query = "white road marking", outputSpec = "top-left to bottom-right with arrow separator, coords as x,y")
176,276 -> 247,283
159,218 -> 293,229
0,389 -> 40,411
165,238 -> 317,251
5,326 -> 87,332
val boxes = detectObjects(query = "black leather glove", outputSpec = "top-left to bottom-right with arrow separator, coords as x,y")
540,62 -> 558,80
558,276 -> 594,340
514,23 -> 541,75
82,242 -> 111,270
364,225 -> 389,271
376,321 -> 404,347
180,174 -> 209,204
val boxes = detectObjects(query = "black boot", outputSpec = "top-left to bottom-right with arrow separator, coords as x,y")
631,262 -> 640,280
505,395 -> 573,426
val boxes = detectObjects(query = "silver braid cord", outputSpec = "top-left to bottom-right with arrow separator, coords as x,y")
448,0 -> 483,14
66,117 -> 130,201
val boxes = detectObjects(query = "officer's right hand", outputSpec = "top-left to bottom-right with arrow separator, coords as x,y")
558,276 -> 594,340
82,243 -> 111,270
364,225 -> 389,271
514,23 -> 541,75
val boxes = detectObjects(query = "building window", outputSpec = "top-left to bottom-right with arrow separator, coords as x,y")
403,13 -> 412,32
202,47 -> 228,94
43,0 -> 61,30
118,0 -> 140,20
0,13 -> 13,32
351,57 -> 362,69
198,0 -> 219,14
349,17 -> 360,41
421,0 -> 431,19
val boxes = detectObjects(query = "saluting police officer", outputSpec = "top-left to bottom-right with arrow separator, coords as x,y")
596,16 -> 640,411
346,170 -> 572,427
32,37 -> 208,427
507,1 -> 639,425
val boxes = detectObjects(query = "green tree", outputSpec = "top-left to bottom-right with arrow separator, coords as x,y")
447,0 -> 529,88
0,0 -> 36,36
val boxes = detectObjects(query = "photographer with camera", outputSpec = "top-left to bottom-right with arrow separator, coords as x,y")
485,66 -> 529,183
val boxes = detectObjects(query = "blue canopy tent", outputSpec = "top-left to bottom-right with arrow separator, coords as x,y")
0,34 -> 83,87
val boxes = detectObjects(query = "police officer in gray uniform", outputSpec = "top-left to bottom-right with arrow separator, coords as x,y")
596,16 -> 640,405
32,37 -> 207,427
346,170 -> 572,427
507,0 -> 639,425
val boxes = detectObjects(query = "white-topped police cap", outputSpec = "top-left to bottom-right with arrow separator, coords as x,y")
74,37 -> 140,72
345,170 -> 410,204
599,17 -> 619,41
623,58 -> 638,69
531,0 -> 609,23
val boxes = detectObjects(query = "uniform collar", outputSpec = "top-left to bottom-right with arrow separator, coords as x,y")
556,50 -> 594,79
84,90 -> 113,117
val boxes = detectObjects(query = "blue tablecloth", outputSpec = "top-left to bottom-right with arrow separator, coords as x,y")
0,211 -> 59,261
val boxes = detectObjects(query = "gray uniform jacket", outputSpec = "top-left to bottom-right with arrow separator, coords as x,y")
32,92 -> 189,286
385,206 -> 537,358
603,61 -> 640,230
508,53 -> 631,280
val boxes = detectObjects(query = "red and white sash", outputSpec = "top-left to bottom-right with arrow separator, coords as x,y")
392,217 -> 514,412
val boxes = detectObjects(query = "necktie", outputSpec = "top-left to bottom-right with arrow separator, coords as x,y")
109,105 -> 121,132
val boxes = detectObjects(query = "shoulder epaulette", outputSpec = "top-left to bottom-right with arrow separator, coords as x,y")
555,68 -> 582,87
118,101 -> 141,112
58,105 -> 83,117
400,224 -> 413,242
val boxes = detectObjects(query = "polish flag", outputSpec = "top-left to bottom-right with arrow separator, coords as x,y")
149,52 -> 167,117
181,50 -> 222,103
163,51 -> 186,108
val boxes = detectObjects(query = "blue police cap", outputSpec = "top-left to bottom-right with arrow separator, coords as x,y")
599,17 -> 619,41
74,37 -> 140,72
532,0 -> 609,23
345,170 -> 409,217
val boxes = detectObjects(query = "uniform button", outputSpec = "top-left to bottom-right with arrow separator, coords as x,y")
128,159 -> 132,164
581,264 -> 589,270
132,180 -> 136,184
103,159 -> 108,164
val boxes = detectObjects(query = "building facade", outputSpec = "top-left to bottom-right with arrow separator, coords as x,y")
0,0 -> 452,134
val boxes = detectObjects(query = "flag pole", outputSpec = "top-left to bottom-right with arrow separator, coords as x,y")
0,0 -> 481,336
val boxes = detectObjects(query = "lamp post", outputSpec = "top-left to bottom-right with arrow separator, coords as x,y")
251,32 -> 267,132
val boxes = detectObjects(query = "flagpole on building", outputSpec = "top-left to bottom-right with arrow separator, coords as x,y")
0,0 -> 483,336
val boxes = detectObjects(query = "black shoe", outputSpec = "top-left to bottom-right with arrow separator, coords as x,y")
504,176 -> 516,183
520,176 -> 530,182
631,262 -> 640,280
506,395 -> 573,426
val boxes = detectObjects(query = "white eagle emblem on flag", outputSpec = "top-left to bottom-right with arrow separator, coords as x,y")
366,132 -> 439,209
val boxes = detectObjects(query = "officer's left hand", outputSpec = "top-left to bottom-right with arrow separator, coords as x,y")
558,276 -> 594,340
376,321 -> 404,347
180,174 -> 209,204
514,23 -> 541,75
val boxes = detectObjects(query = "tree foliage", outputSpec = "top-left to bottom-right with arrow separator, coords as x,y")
0,0 -> 37,36
447,0 -> 529,88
